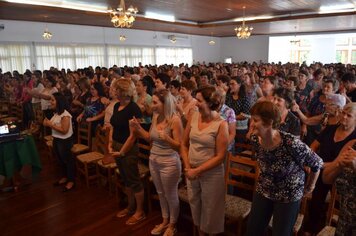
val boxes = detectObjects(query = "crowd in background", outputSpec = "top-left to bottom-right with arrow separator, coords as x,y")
0,61 -> 355,236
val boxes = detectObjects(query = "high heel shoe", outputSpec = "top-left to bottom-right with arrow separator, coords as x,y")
62,183 -> 75,192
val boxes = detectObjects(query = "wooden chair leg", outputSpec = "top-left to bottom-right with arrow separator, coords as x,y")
84,163 -> 89,188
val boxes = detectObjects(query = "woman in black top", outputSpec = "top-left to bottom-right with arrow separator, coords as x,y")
304,102 -> 356,234
106,78 -> 145,226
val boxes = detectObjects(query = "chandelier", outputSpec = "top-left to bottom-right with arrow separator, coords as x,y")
234,6 -> 253,39
108,0 -> 138,28
42,27 -> 52,40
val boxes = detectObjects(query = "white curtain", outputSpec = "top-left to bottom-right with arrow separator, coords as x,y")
0,44 -> 31,73
74,46 -> 105,68
35,45 -> 57,70
107,46 -> 155,67
156,47 -> 192,66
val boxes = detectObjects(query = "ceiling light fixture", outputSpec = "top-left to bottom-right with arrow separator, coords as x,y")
234,6 -> 253,39
208,32 -> 216,45
42,16 -> 52,40
119,35 -> 126,41
42,27 -> 52,40
108,0 -> 138,28
168,35 -> 177,43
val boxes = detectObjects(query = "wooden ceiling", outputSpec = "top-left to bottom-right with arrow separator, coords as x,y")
0,0 -> 356,36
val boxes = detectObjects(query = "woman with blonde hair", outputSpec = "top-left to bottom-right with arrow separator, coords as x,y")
105,78 -> 145,225
130,89 -> 183,236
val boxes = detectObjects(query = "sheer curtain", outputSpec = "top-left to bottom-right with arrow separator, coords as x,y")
108,46 -> 155,67
0,44 -> 31,73
35,44 -> 57,70
74,46 -> 105,68
156,47 -> 192,66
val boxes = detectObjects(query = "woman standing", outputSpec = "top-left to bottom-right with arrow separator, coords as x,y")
38,74 -> 58,119
131,89 -> 183,236
43,92 -> 75,192
323,137 -> 356,236
272,87 -> 301,137
245,101 -> 323,236
181,86 -> 229,235
304,102 -> 356,235
225,76 -> 251,147
76,82 -> 106,135
176,80 -> 198,127
107,78 -> 145,225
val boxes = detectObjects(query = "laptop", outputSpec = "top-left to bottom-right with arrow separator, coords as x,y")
0,123 -> 22,143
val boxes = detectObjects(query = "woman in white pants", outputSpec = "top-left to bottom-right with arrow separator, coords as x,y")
131,89 -> 183,236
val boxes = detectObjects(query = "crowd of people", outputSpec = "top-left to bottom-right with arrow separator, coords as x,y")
0,61 -> 355,236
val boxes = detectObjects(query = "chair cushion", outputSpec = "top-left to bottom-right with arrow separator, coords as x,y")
71,144 -> 90,154
178,186 -> 189,203
77,152 -> 103,163
317,226 -> 336,236
225,194 -> 252,220
268,213 -> 304,232
97,159 -> 117,168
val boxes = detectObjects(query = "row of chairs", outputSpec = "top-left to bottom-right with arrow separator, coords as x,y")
0,101 -> 23,123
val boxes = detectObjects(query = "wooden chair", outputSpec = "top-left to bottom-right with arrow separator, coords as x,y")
234,133 -> 255,158
317,185 -> 340,236
71,121 -> 92,155
225,152 -> 259,236
76,125 -> 106,187
95,127 -> 116,194
0,101 -> 10,119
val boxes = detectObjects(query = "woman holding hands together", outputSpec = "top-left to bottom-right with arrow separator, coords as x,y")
130,89 -> 183,236
180,86 -> 229,236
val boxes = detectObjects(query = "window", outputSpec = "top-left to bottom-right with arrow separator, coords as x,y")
156,47 -> 192,66
336,38 -> 349,46
352,50 -> 356,65
336,50 -> 348,64
0,44 -> 31,73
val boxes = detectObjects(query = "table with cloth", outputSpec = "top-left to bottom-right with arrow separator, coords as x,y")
0,135 -> 42,183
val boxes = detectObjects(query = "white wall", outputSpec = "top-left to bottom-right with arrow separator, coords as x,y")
220,35 -> 269,63
0,20 -> 221,64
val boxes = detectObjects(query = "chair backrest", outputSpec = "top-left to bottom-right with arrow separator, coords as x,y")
234,132 -> 254,158
93,125 -> 109,155
137,140 -> 151,166
77,121 -> 92,148
225,152 -> 259,198
0,101 -> 10,116
326,184 -> 340,226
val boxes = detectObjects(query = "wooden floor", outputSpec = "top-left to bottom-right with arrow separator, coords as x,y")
0,141 -> 195,236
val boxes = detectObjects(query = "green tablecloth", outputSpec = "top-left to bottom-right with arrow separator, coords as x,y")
0,135 -> 42,178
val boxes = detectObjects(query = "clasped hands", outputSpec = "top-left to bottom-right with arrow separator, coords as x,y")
184,168 -> 200,180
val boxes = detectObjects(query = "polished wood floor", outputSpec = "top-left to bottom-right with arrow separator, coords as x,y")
0,142 -> 195,236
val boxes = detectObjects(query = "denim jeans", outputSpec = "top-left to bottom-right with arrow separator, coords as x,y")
246,193 -> 301,236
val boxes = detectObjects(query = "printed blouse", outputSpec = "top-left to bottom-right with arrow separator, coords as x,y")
251,131 -> 323,202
